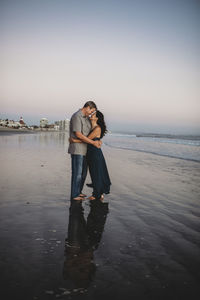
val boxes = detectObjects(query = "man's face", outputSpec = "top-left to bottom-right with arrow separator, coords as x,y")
85,107 -> 95,117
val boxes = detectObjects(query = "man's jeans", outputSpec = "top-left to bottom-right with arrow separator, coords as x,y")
70,154 -> 88,199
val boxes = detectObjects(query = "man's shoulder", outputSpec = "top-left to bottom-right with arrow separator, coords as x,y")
71,109 -> 81,120
71,110 -> 81,121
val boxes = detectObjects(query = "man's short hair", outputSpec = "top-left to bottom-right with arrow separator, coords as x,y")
83,101 -> 97,109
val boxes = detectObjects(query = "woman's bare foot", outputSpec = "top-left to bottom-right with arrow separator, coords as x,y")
100,194 -> 104,201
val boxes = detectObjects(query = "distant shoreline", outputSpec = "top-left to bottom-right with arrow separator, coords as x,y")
0,127 -> 68,134
0,127 -> 33,133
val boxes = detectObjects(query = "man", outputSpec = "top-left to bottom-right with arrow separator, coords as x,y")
68,101 -> 101,201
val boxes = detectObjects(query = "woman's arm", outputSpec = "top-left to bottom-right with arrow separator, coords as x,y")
69,137 -> 82,143
69,126 -> 101,143
69,126 -> 102,147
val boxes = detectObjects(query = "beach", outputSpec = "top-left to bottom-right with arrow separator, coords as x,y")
0,131 -> 200,300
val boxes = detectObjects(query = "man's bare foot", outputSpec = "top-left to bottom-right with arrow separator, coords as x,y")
79,193 -> 87,197
87,196 -> 96,200
73,196 -> 85,201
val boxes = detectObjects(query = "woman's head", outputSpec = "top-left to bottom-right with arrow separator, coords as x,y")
95,110 -> 107,138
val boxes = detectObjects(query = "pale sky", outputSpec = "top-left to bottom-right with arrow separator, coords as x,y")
0,0 -> 199,133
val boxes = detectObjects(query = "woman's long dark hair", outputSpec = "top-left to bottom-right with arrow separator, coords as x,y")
96,110 -> 108,138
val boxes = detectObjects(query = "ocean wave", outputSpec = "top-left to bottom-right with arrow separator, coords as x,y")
108,133 -> 200,146
135,133 -> 200,141
108,133 -> 137,138
104,142 -> 200,163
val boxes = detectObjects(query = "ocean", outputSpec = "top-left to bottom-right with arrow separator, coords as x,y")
103,132 -> 200,162
1,130 -> 200,162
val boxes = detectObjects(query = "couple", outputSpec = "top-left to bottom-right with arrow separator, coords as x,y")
68,101 -> 111,201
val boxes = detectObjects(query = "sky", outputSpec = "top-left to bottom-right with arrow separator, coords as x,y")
0,0 -> 199,133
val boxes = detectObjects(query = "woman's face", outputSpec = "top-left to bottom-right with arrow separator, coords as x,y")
90,112 -> 98,122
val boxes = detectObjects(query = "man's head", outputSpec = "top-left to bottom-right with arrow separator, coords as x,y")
82,101 -> 97,117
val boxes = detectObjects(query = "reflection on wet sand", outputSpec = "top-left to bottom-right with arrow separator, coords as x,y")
63,200 -> 109,289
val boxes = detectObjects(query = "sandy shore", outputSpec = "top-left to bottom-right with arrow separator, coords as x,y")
0,132 -> 199,300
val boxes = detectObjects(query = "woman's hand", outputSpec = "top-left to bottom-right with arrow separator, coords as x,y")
69,137 -> 75,143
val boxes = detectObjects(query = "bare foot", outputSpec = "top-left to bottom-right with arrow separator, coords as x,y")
73,196 -> 85,201
79,193 -> 87,197
100,194 -> 104,201
87,196 -> 96,200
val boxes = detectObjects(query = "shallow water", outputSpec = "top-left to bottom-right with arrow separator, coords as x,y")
0,131 -> 200,300
104,133 -> 200,162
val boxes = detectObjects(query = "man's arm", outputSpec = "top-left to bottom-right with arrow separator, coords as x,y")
75,131 -> 101,148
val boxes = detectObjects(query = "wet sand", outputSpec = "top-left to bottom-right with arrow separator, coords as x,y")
0,132 -> 200,300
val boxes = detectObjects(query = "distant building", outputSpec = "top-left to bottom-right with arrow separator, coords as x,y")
47,124 -> 55,129
54,125 -> 59,131
0,119 -> 7,127
40,118 -> 49,128
7,120 -> 16,128
0,118 -> 24,128
55,119 -> 70,131
19,116 -> 26,126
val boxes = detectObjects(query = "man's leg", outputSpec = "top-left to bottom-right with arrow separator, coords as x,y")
80,156 -> 88,195
70,154 -> 84,200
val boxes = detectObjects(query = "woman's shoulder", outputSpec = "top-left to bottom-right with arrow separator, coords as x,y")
92,126 -> 101,138
92,125 -> 101,132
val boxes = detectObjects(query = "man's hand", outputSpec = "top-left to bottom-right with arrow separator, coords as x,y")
93,140 -> 102,148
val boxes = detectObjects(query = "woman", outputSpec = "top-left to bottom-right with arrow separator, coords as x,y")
70,111 -> 111,201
